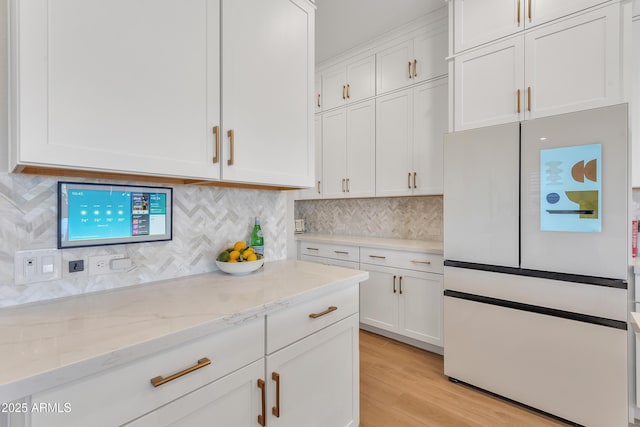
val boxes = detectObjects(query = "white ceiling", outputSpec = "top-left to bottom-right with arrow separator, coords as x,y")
315,0 -> 447,64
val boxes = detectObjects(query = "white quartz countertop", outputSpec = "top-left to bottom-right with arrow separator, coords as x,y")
0,260 -> 367,403
294,233 -> 443,254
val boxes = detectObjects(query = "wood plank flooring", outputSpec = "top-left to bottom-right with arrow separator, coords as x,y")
359,330 -> 571,427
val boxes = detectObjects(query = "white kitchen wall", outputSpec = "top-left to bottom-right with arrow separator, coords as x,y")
295,196 -> 443,241
0,173 -> 287,307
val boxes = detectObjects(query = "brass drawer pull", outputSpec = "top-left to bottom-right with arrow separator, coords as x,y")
309,306 -> 337,319
334,250 -> 349,255
346,83 -> 350,99
306,247 -> 319,251
317,180 -> 321,194
410,260 -> 432,265
317,93 -> 321,108
150,357 -> 211,388
527,86 -> 531,112
257,379 -> 266,426
413,59 -> 417,77
399,276 -> 403,294
342,85 -> 346,100
346,178 -> 350,192
517,0 -> 521,25
227,129 -> 235,166
212,126 -> 220,164
408,172 -> 411,189
517,89 -> 521,113
272,372 -> 281,417
393,275 -> 397,293
413,172 -> 417,189
528,0 -> 532,22
408,61 -> 412,79
368,255 -> 386,259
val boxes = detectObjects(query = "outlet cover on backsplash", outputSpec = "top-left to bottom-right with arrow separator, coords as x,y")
294,196 -> 443,241
0,173 -> 288,307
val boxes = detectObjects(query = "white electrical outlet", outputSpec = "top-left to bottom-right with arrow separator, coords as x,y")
14,249 -> 61,285
89,254 -> 125,276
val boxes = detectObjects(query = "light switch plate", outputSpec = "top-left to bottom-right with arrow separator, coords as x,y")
14,249 -> 62,285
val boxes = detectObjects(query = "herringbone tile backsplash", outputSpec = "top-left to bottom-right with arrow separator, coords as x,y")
0,173 -> 287,307
295,196 -> 443,241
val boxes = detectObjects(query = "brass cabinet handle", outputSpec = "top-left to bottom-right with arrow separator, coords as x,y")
413,59 -> 417,77
317,93 -> 321,108
309,305 -> 338,319
393,275 -> 397,293
527,86 -> 531,111
317,180 -> 321,194
272,372 -> 281,417
407,172 -> 411,189
346,177 -> 350,192
334,250 -> 349,255
346,84 -> 350,99
257,379 -> 266,426
368,255 -> 386,259
399,276 -> 403,294
408,61 -> 412,79
306,247 -> 319,251
413,172 -> 417,189
342,178 -> 346,192
227,129 -> 235,166
410,259 -> 432,265
517,89 -> 521,113
528,0 -> 532,22
150,357 -> 211,388
517,0 -> 521,25
212,126 -> 220,164
342,85 -> 346,100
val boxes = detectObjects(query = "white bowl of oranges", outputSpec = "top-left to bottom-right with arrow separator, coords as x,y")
216,241 -> 264,275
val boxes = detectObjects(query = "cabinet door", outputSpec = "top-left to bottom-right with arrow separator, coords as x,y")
221,0 -> 314,187
398,271 -> 443,347
632,18 -> 640,187
345,100 -> 376,198
345,55 -> 376,104
322,109 -> 348,198
266,315 -> 359,427
12,0 -> 220,179
123,360 -> 264,427
375,89 -> 413,197
527,0 -> 610,28
296,115 -> 323,199
359,267 -> 398,331
412,79 -> 448,195
453,0 -> 522,53
376,40 -> 413,94
413,29 -> 449,83
453,35 -> 525,131
322,66 -> 348,111
524,5 -> 622,120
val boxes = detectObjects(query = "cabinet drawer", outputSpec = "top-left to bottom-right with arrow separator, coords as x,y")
301,254 -> 359,269
266,284 -> 359,354
360,247 -> 444,274
29,318 -> 264,427
300,241 -> 360,263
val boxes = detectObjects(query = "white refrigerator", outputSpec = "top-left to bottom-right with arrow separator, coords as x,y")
443,104 -> 629,427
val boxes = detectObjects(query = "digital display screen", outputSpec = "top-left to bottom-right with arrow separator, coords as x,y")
540,144 -> 602,233
58,182 -> 173,248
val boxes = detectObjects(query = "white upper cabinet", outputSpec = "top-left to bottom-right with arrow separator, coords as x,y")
10,0 -> 221,180
376,27 -> 447,95
524,5 -> 622,120
221,0 -> 314,187
453,0 -> 522,53
322,101 -> 376,199
453,0 -> 611,53
321,55 -> 375,111
454,36 -> 525,130
376,78 -> 447,196
10,0 -> 315,188
453,3 -> 624,130
632,17 -> 640,187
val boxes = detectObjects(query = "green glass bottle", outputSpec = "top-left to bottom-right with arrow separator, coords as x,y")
250,217 -> 264,256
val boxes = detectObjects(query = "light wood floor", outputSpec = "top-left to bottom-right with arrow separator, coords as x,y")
359,330 -> 572,427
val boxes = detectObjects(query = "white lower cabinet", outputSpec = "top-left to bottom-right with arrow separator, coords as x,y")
123,360 -> 264,427
266,315 -> 360,427
19,283 -> 361,427
359,248 -> 444,347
